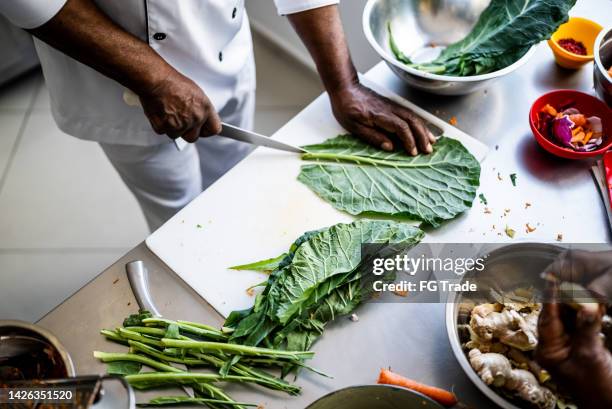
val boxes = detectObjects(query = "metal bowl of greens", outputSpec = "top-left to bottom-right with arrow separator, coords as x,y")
363,0 -> 574,95
594,26 -> 612,107
305,385 -> 444,409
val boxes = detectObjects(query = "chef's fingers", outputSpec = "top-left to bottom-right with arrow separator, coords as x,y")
544,250 -> 612,284
353,124 -> 394,152
537,283 -> 569,359
372,115 -> 418,155
574,304 -> 604,350
182,124 -> 203,143
587,272 -> 612,303
393,105 -> 436,146
200,112 -> 223,138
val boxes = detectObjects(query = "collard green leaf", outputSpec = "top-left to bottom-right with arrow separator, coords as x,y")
298,135 -> 480,227
390,0 -> 576,76
272,219 -> 423,323
226,220 -> 424,352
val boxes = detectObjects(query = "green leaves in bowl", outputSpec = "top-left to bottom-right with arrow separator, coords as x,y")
389,0 -> 577,76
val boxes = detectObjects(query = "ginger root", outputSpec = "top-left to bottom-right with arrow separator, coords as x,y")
469,349 -> 556,409
470,303 -> 539,351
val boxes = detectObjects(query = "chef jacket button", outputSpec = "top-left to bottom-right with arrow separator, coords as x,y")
232,7 -> 237,18
219,52 -> 223,62
153,32 -> 166,41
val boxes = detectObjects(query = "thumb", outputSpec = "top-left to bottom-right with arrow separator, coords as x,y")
574,304 -> 604,348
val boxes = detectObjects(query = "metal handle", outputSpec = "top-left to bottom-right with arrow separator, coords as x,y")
126,260 -> 162,317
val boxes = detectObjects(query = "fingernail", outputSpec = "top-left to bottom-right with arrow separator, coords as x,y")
425,143 -> 433,153
411,148 -> 418,156
381,142 -> 393,151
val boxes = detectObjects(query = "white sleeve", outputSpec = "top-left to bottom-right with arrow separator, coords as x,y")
274,0 -> 340,15
0,0 -> 67,29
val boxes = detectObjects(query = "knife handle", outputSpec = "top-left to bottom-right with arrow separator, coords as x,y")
126,260 -> 162,317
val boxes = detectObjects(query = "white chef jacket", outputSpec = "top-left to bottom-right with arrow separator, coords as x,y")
0,0 -> 339,146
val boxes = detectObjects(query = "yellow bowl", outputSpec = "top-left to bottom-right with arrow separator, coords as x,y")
547,17 -> 603,69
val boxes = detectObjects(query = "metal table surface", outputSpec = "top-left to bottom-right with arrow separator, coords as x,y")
38,4 -> 611,407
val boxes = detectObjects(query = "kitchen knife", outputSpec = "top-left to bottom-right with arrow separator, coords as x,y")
591,160 -> 612,234
125,261 -> 195,398
219,122 -> 306,153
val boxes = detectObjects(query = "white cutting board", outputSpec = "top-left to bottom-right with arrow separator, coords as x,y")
145,78 -> 488,318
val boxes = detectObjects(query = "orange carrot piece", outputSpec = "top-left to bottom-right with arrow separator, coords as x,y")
572,132 -> 585,143
541,104 -> 557,116
569,114 -> 587,127
377,368 -> 458,407
583,131 -> 594,144
571,126 -> 583,136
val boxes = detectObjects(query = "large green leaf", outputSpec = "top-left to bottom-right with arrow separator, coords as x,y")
298,135 -> 480,228
226,220 -> 424,351
272,219 -> 423,323
390,0 -> 576,76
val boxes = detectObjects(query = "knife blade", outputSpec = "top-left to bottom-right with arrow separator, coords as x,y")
220,122 -> 306,153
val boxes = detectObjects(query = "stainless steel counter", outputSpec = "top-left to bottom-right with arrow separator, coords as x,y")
38,3 -> 612,407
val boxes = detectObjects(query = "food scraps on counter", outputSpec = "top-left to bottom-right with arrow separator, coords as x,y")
510,173 -> 517,186
557,38 -> 587,55
479,193 -> 488,205
377,368 -> 458,407
96,311 -> 315,408
536,103 -> 605,151
298,135 -> 480,227
388,0 -> 576,76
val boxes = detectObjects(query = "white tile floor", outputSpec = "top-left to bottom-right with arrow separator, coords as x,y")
0,31 -> 321,322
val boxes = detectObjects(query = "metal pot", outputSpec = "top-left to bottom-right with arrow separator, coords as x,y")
445,243 -> 564,409
0,320 -> 76,379
594,26 -> 612,107
305,385 -> 444,409
0,320 -> 135,409
362,0 -> 536,95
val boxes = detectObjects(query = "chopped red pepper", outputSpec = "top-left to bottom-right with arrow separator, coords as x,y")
557,38 -> 587,56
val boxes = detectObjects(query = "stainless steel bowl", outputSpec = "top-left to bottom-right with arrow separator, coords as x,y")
363,0 -> 537,95
594,26 -> 612,107
0,320 -> 76,378
445,243 -> 564,409
305,385 -> 444,409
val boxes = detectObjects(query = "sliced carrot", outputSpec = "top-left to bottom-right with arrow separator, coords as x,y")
571,126 -> 583,136
569,114 -> 587,127
377,368 -> 458,407
541,104 -> 557,116
571,132 -> 585,143
583,131 -> 594,144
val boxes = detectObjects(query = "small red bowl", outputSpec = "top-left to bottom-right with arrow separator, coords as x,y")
529,89 -> 612,159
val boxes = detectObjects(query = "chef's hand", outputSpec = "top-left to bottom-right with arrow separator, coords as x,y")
536,282 -> 612,409
287,5 -> 435,156
543,249 -> 612,300
138,69 -> 222,142
28,0 -> 221,144
329,82 -> 436,155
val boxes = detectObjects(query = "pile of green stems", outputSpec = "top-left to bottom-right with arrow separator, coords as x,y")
96,317 -> 316,408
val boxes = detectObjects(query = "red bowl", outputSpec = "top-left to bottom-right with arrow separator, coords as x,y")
529,89 -> 612,159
